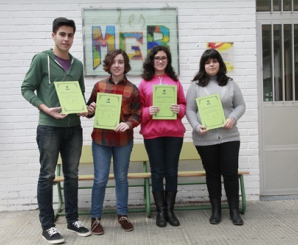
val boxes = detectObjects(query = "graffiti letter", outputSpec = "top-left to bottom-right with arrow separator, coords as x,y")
115,11 -> 123,27
92,26 -> 116,70
119,32 -> 143,60
128,14 -> 135,27
147,25 -> 170,52
138,14 -> 145,27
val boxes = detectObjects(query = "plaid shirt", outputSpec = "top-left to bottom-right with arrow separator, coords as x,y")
87,76 -> 141,146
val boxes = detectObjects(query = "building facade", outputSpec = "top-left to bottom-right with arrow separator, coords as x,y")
0,0 -> 291,211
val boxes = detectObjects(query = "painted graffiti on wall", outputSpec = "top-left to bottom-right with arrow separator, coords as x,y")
83,8 -> 179,76
207,42 -> 234,71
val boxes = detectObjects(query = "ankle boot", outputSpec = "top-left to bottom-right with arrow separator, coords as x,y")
209,198 -> 221,224
165,191 -> 180,226
228,198 -> 243,225
152,191 -> 167,227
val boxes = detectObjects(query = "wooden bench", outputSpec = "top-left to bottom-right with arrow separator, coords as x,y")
53,142 -> 249,219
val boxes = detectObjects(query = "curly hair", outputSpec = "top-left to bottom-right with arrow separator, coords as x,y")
192,49 -> 230,87
141,45 -> 178,81
103,49 -> 131,74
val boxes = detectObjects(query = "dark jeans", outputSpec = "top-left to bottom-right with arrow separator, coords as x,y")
36,125 -> 82,230
144,137 -> 183,192
195,141 -> 240,200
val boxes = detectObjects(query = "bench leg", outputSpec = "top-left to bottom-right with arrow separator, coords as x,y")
239,175 -> 246,214
143,161 -> 151,218
144,178 -> 151,218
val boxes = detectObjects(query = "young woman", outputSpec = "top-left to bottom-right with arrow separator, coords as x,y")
86,49 -> 141,234
186,49 -> 246,225
138,45 -> 186,228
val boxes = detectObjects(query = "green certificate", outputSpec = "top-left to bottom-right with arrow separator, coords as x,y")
196,94 -> 226,130
94,93 -> 122,130
152,85 -> 177,120
54,81 -> 87,114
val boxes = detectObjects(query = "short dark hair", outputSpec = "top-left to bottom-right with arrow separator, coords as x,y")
192,49 -> 230,87
103,49 -> 131,74
141,45 -> 178,81
52,17 -> 76,34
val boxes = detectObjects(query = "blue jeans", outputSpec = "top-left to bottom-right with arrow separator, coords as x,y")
36,125 -> 82,230
144,137 -> 183,192
90,141 -> 133,218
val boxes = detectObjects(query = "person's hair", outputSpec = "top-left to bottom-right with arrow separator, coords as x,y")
192,49 -> 230,87
141,45 -> 178,81
52,17 -> 76,34
103,49 -> 131,74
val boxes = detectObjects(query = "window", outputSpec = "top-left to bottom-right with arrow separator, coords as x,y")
262,24 -> 298,101
257,0 -> 298,12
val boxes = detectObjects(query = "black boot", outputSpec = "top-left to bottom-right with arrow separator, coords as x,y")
152,191 -> 167,227
228,198 -> 243,225
209,198 -> 221,224
165,191 -> 180,226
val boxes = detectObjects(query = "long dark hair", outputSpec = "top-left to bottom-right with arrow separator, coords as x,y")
103,49 -> 131,74
141,45 -> 178,81
192,49 -> 230,87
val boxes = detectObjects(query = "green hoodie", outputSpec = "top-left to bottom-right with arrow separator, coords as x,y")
21,49 -> 85,127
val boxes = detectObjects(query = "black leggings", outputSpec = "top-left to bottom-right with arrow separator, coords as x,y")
195,141 -> 240,200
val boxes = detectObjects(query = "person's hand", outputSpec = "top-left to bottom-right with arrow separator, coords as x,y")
115,122 -> 130,132
170,104 -> 180,114
149,106 -> 159,115
223,118 -> 234,129
86,102 -> 96,117
197,125 -> 208,135
46,107 -> 68,120
77,112 -> 88,117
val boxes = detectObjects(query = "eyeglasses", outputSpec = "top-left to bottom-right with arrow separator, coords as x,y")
154,56 -> 167,62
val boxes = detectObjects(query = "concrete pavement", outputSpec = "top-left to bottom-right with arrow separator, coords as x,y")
1,198 -> 298,245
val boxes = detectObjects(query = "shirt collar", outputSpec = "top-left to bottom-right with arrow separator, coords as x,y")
108,75 -> 128,85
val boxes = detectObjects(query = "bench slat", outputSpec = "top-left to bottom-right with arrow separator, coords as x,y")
53,171 -> 249,182
57,142 -> 200,164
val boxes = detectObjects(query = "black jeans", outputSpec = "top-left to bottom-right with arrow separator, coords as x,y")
195,141 -> 240,199
144,137 -> 183,192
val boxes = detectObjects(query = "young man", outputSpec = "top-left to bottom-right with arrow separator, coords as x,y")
21,17 -> 91,244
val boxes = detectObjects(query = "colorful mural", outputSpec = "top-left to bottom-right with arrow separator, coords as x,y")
83,8 -> 179,76
207,42 -> 234,71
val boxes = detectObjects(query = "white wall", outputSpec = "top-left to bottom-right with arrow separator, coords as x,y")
0,0 -> 259,211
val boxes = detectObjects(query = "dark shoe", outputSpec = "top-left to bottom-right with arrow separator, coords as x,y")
67,221 -> 91,237
165,191 -> 180,226
117,214 -> 134,232
152,191 -> 167,227
228,198 -> 244,225
209,198 -> 221,225
91,217 -> 104,235
42,227 -> 64,244
230,209 -> 244,225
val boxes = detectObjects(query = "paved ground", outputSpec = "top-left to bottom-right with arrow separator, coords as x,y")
1,199 -> 298,245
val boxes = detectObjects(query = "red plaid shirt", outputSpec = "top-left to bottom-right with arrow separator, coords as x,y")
87,76 -> 141,146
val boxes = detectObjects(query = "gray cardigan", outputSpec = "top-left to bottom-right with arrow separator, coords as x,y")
186,77 -> 246,146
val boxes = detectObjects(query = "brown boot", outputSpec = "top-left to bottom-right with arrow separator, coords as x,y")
91,217 -> 104,235
117,214 -> 134,232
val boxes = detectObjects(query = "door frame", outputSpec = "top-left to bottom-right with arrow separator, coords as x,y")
257,12 -> 298,195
